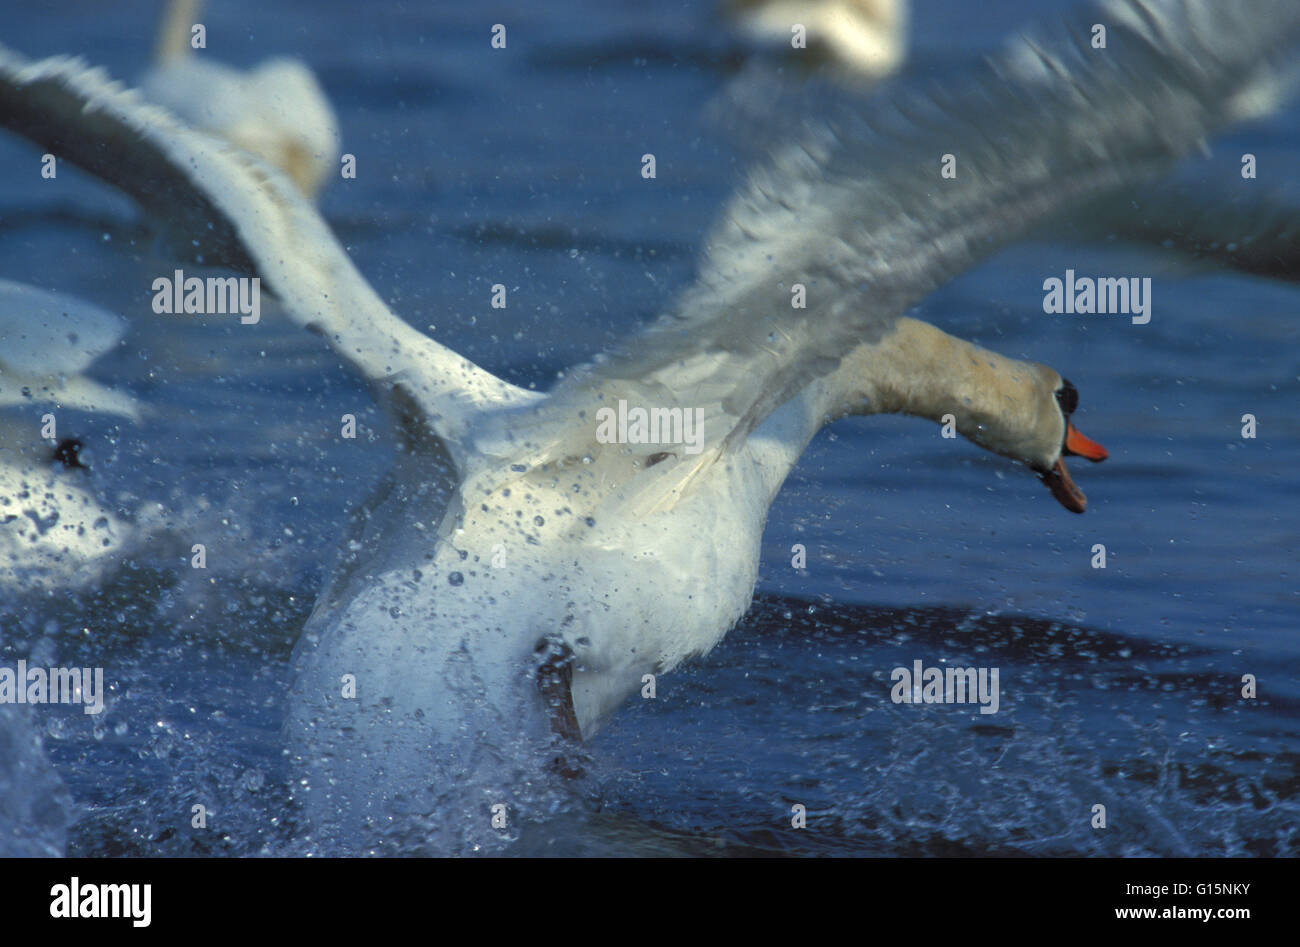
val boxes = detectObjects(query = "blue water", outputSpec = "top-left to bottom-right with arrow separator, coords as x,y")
0,0 -> 1296,856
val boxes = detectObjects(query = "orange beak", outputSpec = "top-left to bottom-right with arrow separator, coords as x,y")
1041,421 -> 1107,513
1064,421 -> 1108,462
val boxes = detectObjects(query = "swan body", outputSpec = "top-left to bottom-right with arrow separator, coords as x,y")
140,0 -> 339,197
1,0 -> 1297,851
0,279 -> 140,592
285,315 -> 1094,849
726,0 -> 906,77
0,458 -> 133,593
140,57 -> 339,198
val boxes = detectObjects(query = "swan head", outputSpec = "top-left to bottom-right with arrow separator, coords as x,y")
842,320 -> 1109,514
913,351 -> 1107,514
1020,373 -> 1108,514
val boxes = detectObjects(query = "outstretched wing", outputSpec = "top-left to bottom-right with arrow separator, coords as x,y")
0,45 -> 535,468
1083,177 -> 1300,282
516,0 -> 1300,486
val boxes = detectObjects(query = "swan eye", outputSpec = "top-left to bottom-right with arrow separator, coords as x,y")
1055,379 -> 1079,416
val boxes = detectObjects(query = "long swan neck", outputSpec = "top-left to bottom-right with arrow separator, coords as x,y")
816,317 -> 1063,464
156,0 -> 202,66
750,317 -> 1063,508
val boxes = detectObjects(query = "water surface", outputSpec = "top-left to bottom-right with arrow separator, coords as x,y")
0,0 -> 1295,856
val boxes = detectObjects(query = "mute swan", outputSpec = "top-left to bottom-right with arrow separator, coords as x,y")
725,0 -> 906,78
139,0 -> 340,198
0,0 -> 1296,851
0,279 -> 141,592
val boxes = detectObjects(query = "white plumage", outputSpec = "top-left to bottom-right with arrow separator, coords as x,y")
140,0 -> 340,197
0,280 -> 140,592
0,0 -> 1297,851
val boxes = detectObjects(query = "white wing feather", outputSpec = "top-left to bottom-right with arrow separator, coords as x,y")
515,0 -> 1300,485
0,46 -> 533,469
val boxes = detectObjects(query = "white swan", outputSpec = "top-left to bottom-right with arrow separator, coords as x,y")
725,0 -> 906,77
138,0 -> 340,198
0,279 -> 141,592
1,0 -> 1296,851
